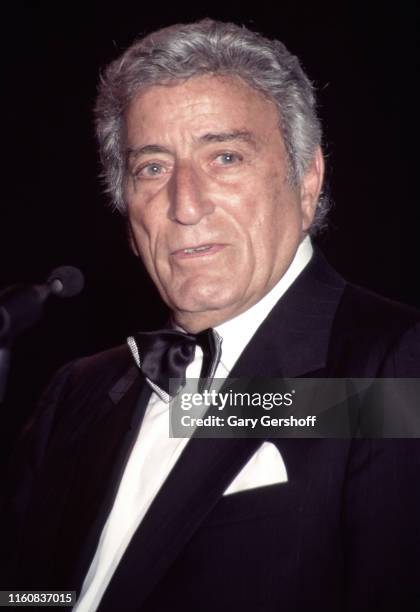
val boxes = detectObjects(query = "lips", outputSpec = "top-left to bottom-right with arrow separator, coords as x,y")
172,243 -> 226,259
182,245 -> 212,254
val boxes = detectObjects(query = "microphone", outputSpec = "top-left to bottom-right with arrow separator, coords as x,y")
0,266 -> 84,344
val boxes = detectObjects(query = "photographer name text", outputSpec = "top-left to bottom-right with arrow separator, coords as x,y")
180,414 -> 317,429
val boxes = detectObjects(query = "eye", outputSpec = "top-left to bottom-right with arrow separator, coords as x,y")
214,152 -> 243,166
135,162 -> 166,179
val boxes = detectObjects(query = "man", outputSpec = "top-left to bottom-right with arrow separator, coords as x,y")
2,19 -> 419,612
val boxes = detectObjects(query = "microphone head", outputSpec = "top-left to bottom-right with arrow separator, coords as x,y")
47,266 -> 85,298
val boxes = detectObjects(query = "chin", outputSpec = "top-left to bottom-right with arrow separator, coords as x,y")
171,285 -> 240,315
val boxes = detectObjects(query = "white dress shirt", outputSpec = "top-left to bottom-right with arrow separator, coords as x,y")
73,236 -> 313,612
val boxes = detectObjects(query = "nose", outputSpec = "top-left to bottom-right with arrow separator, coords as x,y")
167,162 -> 215,225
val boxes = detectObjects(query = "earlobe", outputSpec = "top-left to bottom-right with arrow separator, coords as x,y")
300,147 -> 325,231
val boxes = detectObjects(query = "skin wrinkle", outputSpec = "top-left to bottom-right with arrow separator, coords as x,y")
126,130 -> 259,162
124,74 -> 324,332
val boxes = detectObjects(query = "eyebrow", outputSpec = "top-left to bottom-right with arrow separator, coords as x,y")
126,129 -> 258,161
126,144 -> 171,160
198,130 -> 257,147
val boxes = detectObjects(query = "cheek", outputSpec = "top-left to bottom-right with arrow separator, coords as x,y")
247,225 -> 277,273
250,193 -> 301,257
128,208 -> 157,266
128,193 -> 160,238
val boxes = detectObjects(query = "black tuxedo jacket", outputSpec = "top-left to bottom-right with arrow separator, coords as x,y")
2,250 -> 420,611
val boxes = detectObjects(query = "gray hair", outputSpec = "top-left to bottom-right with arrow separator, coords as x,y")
95,18 -> 330,234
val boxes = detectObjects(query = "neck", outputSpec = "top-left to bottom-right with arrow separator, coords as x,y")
172,312 -> 226,334
173,303 -> 255,333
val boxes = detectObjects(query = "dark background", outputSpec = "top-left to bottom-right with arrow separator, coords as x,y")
1,1 -> 418,461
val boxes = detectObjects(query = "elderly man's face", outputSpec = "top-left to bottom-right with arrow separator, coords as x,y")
125,75 -> 323,331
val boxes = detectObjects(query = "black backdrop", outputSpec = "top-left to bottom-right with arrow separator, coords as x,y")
1,2 -> 418,462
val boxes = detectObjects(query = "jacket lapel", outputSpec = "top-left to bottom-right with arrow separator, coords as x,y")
230,248 -> 346,378
70,369 -> 152,591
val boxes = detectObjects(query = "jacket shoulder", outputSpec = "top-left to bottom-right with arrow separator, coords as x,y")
329,284 -> 420,376
65,344 -> 134,387
339,283 -> 420,330
21,344 -> 135,444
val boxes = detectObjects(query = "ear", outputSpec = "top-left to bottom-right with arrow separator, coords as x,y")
299,146 -> 325,232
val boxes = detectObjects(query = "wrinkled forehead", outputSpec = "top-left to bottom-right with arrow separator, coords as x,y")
123,73 -> 283,148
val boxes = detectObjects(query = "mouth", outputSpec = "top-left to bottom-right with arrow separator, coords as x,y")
172,243 -> 226,259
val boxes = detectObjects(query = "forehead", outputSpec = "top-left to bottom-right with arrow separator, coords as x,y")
124,74 -> 281,144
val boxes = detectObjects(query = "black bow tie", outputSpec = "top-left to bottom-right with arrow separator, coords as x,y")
130,328 -> 220,396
